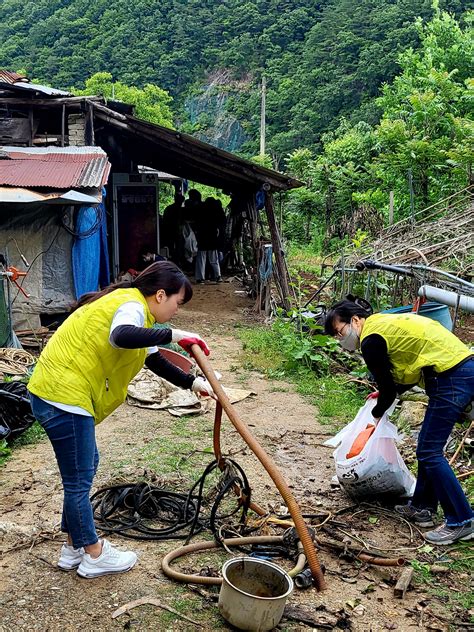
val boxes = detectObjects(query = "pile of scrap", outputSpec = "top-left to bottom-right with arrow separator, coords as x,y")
15,327 -> 53,351
370,186 -> 474,270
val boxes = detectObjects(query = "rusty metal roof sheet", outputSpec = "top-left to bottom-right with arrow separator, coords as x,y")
0,70 -> 28,85
0,70 -> 70,96
0,146 -> 111,189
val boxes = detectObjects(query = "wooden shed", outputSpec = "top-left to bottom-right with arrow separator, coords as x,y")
0,72 -> 301,330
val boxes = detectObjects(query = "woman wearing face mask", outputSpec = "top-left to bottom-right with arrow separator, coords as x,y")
324,298 -> 474,545
28,261 -> 214,578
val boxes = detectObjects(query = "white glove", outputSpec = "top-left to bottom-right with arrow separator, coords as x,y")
192,377 -> 216,398
171,329 -> 210,356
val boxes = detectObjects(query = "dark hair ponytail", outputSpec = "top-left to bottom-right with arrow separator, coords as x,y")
324,295 -> 373,336
72,261 -> 192,311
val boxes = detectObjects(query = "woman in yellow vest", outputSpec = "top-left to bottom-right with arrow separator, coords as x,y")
28,261 -> 213,578
325,298 -> 473,545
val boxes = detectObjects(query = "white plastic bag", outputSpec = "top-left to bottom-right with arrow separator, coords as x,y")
324,400 -> 415,499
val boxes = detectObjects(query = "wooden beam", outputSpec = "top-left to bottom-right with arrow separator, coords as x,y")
61,104 -> 66,147
93,102 -> 300,191
0,96 -> 102,107
94,111 -> 262,190
28,108 -> 34,146
264,191 -> 291,309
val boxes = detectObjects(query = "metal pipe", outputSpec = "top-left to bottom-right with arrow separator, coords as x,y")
358,553 -> 405,567
356,259 -> 415,277
213,399 -> 272,517
410,265 -> 474,290
302,270 -> 337,308
192,344 -> 326,591
358,260 -> 474,292
418,285 -> 474,313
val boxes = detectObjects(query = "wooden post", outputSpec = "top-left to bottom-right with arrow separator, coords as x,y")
61,104 -> 66,147
28,108 -> 34,146
264,190 -> 290,310
85,101 -> 95,145
389,190 -> 394,225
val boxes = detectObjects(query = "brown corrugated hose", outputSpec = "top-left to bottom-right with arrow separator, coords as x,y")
191,344 -> 326,591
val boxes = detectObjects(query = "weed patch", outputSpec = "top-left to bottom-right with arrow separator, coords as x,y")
239,323 -> 365,427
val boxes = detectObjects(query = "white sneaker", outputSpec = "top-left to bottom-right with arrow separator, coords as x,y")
77,539 -> 137,578
57,543 -> 84,570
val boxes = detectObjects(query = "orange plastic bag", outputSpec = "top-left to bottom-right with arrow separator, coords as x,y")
346,424 -> 376,459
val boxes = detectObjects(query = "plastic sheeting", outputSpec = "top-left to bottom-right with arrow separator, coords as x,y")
1,203 -> 75,327
72,190 -> 110,299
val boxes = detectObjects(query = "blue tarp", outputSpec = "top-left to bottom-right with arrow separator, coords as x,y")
72,188 -> 110,299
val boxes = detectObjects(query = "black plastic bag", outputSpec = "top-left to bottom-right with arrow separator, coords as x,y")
0,382 -> 35,442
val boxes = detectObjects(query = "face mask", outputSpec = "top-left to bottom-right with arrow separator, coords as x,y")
339,324 -> 360,352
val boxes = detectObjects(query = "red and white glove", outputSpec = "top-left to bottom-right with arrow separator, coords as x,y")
192,377 -> 216,399
171,329 -> 210,356
366,391 -> 379,400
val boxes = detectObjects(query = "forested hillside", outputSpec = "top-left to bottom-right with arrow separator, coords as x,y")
0,0 -> 469,156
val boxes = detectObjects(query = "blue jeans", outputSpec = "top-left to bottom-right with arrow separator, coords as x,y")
29,394 -> 99,548
411,358 -> 474,526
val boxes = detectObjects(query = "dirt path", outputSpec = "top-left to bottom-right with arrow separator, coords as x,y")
0,281 -> 458,631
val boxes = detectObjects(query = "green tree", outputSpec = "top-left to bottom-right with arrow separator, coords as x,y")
74,72 -> 174,127
373,9 -> 473,215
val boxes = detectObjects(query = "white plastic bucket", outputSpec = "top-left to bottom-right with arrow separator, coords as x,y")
218,557 -> 294,631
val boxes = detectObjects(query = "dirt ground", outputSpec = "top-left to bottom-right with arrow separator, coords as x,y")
0,280 -> 470,631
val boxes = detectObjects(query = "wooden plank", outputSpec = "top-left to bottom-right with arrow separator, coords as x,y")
394,567 -> 414,598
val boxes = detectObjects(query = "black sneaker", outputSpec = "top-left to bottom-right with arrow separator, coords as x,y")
394,503 -> 435,527
424,521 -> 474,545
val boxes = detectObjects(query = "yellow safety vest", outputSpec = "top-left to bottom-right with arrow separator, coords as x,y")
360,312 -> 472,386
28,288 -> 155,423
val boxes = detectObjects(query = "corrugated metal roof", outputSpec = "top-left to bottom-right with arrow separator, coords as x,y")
0,70 -> 70,96
0,70 -> 27,85
3,146 -> 106,155
9,82 -> 70,96
92,102 -> 303,192
0,146 -> 110,189
0,186 -> 102,204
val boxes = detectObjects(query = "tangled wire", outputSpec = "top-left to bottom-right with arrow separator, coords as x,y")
91,458 -> 251,541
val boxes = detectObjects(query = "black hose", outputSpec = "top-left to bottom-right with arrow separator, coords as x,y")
90,458 -> 251,542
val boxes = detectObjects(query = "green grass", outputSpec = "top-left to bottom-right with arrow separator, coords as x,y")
411,541 -> 474,622
286,242 -> 323,277
113,415 -> 214,482
1,421 -> 46,466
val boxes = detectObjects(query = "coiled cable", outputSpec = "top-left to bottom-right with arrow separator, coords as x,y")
90,458 -> 251,542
